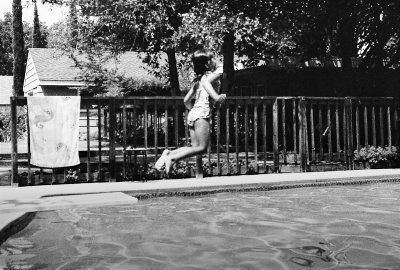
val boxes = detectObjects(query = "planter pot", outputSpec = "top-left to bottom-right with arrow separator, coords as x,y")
102,172 -> 111,182
354,160 -> 400,169
91,172 -> 99,182
55,174 -> 65,184
43,175 -> 53,185
33,175 -> 41,185
78,172 -> 99,182
18,175 -> 28,186
370,162 -> 390,169
389,160 -> 400,168
79,173 -> 89,182
354,161 -> 370,170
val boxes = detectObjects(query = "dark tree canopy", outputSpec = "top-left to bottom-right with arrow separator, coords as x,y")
31,0 -> 400,97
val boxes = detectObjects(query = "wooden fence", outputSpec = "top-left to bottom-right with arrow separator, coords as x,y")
10,96 -> 400,186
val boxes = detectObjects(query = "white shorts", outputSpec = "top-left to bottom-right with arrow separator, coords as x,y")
187,106 -> 210,127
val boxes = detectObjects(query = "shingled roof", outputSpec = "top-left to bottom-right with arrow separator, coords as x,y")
30,48 -> 83,82
0,76 -> 13,105
29,48 -> 165,84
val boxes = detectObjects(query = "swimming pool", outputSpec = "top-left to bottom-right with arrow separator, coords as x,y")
1,183 -> 400,269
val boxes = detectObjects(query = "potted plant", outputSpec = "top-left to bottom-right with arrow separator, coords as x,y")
33,171 -> 41,185
18,172 -> 29,186
354,146 -> 400,169
65,168 -> 79,184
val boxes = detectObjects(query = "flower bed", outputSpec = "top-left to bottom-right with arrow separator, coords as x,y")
354,146 -> 400,169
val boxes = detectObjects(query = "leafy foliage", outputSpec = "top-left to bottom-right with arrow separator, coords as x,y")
0,107 -> 27,142
1,8 -> 48,79
32,0 -> 47,48
12,0 -> 25,96
0,13 -> 13,76
278,0 -> 400,68
354,145 -> 400,165
26,0 -> 400,98
47,21 -> 69,48
64,0 -> 200,94
356,0 -> 400,69
176,0 -> 297,67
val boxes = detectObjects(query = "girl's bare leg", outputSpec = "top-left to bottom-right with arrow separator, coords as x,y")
155,127 -> 196,170
162,127 -> 197,157
165,119 -> 209,173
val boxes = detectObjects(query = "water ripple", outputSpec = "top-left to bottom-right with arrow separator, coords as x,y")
3,183 -> 400,269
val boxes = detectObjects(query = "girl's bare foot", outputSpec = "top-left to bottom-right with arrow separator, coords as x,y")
155,149 -> 169,170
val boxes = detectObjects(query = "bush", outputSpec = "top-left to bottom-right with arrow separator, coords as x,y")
354,145 -> 400,167
0,106 -> 27,142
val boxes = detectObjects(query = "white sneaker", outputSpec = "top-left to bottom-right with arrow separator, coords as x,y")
155,149 -> 170,170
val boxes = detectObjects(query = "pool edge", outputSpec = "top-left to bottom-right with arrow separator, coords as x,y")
125,175 -> 400,199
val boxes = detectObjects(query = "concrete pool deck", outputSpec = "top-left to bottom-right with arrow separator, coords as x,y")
1,169 -> 400,243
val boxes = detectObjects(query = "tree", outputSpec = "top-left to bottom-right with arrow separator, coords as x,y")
177,0 -> 297,92
0,13 -> 13,76
32,0 -> 47,48
41,0 -> 400,95
32,0 -> 41,47
68,0 -> 78,48
69,0 -> 203,95
12,0 -> 25,96
0,11 -> 49,76
47,21 -> 69,48
275,0 -> 400,69
356,0 -> 400,69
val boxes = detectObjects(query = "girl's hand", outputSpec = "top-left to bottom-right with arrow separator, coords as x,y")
216,94 -> 227,104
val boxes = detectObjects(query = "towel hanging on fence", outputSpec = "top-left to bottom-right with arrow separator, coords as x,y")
28,96 -> 81,168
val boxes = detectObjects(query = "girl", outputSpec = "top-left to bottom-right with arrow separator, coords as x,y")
155,49 -> 226,174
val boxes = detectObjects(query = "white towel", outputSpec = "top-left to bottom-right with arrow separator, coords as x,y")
28,96 -> 81,168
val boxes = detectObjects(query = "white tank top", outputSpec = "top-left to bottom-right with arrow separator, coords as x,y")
193,84 -> 210,109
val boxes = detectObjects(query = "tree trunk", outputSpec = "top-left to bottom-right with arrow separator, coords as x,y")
166,48 -> 180,96
337,2 -> 357,69
222,31 -> 235,94
338,21 -> 356,69
12,0 -> 25,96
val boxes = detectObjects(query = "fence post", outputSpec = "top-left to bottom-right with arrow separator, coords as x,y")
298,97 -> 308,172
10,97 -> 18,186
272,98 -> 279,172
395,99 -> 399,147
86,100 -> 91,182
345,98 -> 354,170
109,98 -> 116,182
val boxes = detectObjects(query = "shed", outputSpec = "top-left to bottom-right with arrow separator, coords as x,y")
23,48 -> 166,96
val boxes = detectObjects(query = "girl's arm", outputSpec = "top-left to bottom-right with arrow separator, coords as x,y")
183,86 -> 195,110
207,72 -> 221,84
201,74 -> 226,103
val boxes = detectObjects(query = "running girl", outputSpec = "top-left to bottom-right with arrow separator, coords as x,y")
155,49 -> 226,174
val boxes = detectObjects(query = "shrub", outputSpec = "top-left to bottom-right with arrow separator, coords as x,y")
354,145 -> 399,166
0,106 -> 27,142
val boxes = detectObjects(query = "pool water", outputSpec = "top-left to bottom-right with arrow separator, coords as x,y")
1,183 -> 400,269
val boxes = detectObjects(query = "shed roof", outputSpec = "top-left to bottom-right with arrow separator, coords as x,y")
30,48 -> 83,82
0,76 -> 13,105
29,48 -> 165,85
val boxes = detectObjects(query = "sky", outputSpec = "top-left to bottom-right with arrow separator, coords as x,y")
0,0 -> 68,26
